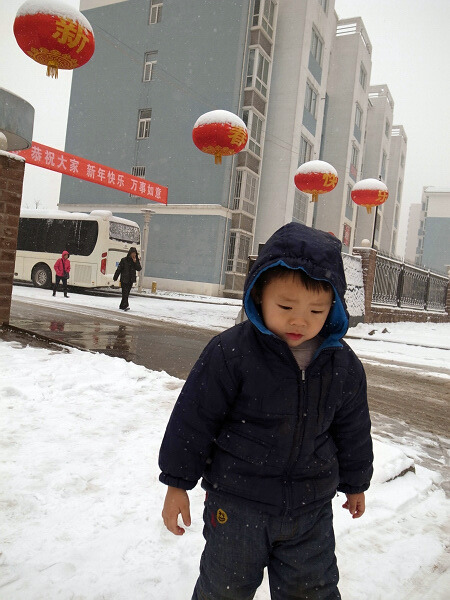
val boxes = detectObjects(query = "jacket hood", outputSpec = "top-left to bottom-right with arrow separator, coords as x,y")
243,222 -> 349,349
61,250 -> 69,257
128,247 -> 137,256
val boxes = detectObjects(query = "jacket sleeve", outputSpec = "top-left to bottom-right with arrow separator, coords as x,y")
330,355 -> 373,495
113,259 -> 123,281
54,259 -> 61,275
134,258 -> 142,272
159,336 -> 238,490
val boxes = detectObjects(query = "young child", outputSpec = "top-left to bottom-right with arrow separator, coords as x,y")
159,222 -> 373,600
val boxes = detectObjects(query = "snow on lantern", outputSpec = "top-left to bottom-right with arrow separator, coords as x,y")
351,178 -> 389,214
13,0 -> 95,78
294,160 -> 338,202
192,110 -> 248,165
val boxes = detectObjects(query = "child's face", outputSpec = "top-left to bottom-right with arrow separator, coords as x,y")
260,275 -> 333,348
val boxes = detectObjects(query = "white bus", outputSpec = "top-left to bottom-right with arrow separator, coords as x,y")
14,209 -> 141,289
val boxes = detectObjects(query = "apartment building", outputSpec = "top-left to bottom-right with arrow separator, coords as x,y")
60,1 -> 406,296
404,202 -> 421,263
416,187 -> 450,274
353,84 -> 394,247
381,125 -> 407,255
313,18 -> 373,252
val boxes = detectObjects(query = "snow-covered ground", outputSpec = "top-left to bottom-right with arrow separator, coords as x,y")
1,286 -> 449,599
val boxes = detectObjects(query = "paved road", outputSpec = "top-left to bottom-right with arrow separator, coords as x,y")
7,296 -> 450,440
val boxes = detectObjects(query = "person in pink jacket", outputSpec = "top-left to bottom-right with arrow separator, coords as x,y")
53,251 -> 71,298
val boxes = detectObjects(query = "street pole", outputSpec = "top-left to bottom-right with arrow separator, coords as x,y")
138,206 -> 155,293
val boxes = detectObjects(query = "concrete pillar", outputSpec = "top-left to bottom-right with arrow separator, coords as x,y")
0,152 -> 25,325
352,244 -> 377,323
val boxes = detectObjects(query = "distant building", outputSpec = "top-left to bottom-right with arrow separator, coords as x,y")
60,0 -> 408,296
354,84 -> 394,248
404,202 -> 421,263
381,125 -> 407,255
314,18 -> 373,252
416,187 -> 450,274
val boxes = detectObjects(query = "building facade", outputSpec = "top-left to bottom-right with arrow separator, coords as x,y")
415,187 -> 450,274
60,0 -> 407,296
313,18 -> 373,252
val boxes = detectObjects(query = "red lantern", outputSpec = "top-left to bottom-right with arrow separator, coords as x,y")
351,179 -> 389,214
14,0 -> 95,78
192,110 -> 248,164
294,160 -> 338,202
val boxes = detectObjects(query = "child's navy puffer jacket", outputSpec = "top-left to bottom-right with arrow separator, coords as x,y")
159,223 -> 373,516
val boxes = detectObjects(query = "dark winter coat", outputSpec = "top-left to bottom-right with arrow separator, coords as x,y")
113,247 -> 141,284
159,223 -> 373,516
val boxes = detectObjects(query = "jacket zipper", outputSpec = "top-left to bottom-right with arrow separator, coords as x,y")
283,368 -> 307,513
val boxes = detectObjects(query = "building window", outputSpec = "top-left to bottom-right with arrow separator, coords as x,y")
345,184 -> 353,220
131,166 -> 146,178
359,63 -> 367,90
149,0 -> 162,24
310,28 -> 323,66
293,190 -> 308,224
130,166 -> 146,196
227,232 -> 252,273
242,110 -> 263,156
355,103 -> 362,129
350,144 -> 359,178
143,51 -> 157,81
401,153 -> 405,168
262,0 -> 276,38
137,109 -> 152,139
381,151 -> 387,179
252,0 -> 261,26
299,136 -> 313,164
397,179 -> 402,201
304,81 -> 318,117
246,48 -> 270,97
385,119 -> 390,138
318,0 -> 328,13
252,0 -> 275,38
233,169 -> 258,214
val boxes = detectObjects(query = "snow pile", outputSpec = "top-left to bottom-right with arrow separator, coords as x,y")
0,339 -> 448,599
193,109 -> 246,129
16,0 -> 93,32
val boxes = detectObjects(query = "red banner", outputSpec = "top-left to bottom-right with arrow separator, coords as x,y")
14,141 -> 168,205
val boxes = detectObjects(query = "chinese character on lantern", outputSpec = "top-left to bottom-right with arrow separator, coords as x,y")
351,178 -> 389,214
192,110 -> 248,165
294,160 -> 338,202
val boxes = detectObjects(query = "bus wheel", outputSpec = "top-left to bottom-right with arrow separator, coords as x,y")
31,264 -> 52,289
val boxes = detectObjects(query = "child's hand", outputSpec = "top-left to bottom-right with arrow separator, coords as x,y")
162,486 -> 191,535
342,492 -> 365,518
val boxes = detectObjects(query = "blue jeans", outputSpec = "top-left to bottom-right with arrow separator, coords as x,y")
192,492 -> 340,600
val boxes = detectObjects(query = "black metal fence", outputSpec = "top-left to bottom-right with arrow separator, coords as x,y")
372,255 -> 448,312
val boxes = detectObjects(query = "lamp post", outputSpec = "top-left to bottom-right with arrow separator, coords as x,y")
138,206 -> 155,293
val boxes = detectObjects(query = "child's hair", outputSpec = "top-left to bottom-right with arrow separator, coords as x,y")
251,266 -> 333,305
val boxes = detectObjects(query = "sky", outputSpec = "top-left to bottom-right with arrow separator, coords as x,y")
1,0 -> 449,253
1,287 -> 449,599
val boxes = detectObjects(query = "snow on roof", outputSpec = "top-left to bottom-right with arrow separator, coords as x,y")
16,0 -> 93,32
295,160 -> 338,176
19,208 -> 139,227
353,178 -> 388,191
194,110 -> 246,129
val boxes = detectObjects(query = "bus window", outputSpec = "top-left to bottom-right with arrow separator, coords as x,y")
109,221 -> 140,244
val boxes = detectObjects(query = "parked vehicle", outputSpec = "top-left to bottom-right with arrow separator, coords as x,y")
15,209 -> 141,289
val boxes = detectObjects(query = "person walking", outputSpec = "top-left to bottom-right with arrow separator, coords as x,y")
53,250 -> 71,298
113,247 -> 141,311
